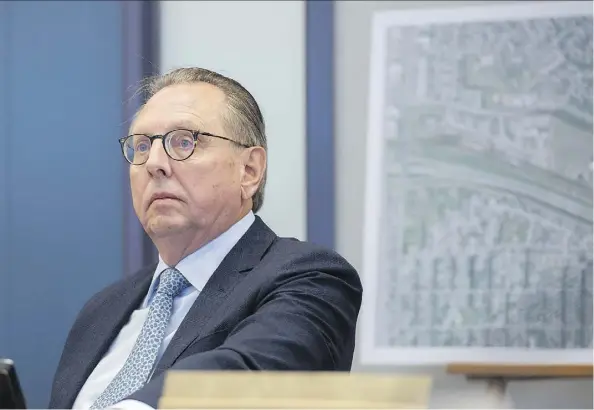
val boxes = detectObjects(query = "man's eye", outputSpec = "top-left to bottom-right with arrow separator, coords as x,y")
136,142 -> 150,152
180,139 -> 193,149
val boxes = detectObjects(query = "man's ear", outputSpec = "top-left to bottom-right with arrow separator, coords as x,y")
240,146 -> 267,201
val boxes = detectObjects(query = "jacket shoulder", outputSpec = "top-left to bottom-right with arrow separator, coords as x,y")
75,264 -> 155,319
264,237 -> 361,284
271,237 -> 356,266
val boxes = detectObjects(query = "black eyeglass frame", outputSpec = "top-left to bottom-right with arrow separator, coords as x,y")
118,129 -> 251,165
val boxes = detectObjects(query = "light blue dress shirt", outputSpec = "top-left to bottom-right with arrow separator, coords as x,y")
72,211 -> 255,410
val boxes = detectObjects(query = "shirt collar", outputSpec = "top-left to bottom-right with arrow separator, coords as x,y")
143,211 -> 256,307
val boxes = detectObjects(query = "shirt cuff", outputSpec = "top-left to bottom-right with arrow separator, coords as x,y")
111,399 -> 155,410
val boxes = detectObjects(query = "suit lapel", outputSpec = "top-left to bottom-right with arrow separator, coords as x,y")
62,266 -> 155,408
153,216 -> 276,375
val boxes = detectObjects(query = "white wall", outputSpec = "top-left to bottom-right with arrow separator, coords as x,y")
159,0 -> 306,240
335,1 -> 593,408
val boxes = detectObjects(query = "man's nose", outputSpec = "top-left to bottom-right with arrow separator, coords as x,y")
145,138 -> 172,178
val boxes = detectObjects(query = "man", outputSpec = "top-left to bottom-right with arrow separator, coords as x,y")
48,67 -> 363,410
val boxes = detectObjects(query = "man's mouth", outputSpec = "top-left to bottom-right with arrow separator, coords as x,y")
149,192 -> 180,206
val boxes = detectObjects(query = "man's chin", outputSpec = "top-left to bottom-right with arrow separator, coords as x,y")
144,216 -> 189,237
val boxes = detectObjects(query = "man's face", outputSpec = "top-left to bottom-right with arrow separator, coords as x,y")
129,83 -> 246,242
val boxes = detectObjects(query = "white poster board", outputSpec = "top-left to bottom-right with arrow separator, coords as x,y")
361,1 -> 593,365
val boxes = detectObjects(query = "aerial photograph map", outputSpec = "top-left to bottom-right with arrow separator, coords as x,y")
362,1 -> 593,364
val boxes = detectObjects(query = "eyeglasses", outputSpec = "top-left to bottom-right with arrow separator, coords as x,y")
119,129 -> 251,165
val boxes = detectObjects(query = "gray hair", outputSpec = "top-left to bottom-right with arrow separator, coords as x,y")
138,67 -> 268,213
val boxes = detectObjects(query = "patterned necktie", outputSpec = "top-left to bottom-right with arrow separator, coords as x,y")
90,268 -> 190,409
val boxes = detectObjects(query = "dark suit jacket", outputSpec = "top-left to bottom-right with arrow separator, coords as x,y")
48,217 -> 363,408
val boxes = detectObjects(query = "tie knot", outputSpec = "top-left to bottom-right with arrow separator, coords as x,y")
156,268 -> 190,298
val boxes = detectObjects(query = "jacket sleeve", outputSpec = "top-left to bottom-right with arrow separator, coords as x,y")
127,256 -> 363,408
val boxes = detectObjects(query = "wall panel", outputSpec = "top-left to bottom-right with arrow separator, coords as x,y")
0,1 -> 154,406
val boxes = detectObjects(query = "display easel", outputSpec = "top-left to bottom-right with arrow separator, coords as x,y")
446,363 -> 593,404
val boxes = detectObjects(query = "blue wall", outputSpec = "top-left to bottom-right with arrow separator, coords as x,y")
306,0 -> 335,250
0,2 -> 126,406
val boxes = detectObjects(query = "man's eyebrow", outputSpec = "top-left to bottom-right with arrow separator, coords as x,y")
168,120 -> 203,130
130,120 -> 204,135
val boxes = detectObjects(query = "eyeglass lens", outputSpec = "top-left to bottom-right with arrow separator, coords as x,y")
123,130 -> 196,164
